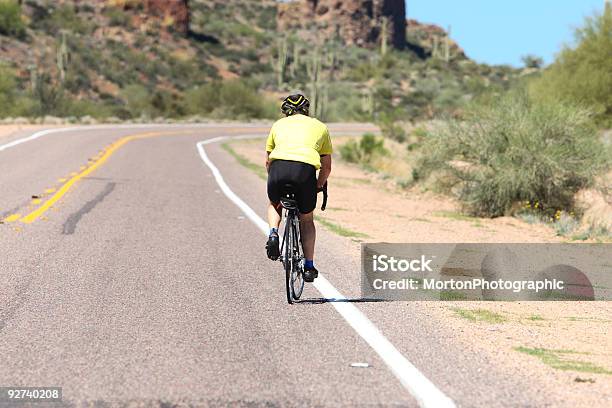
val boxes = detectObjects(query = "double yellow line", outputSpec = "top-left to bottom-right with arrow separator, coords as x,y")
5,131 -> 177,225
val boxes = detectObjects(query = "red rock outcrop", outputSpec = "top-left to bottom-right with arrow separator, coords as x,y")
278,0 -> 406,49
101,0 -> 190,34
142,0 -> 190,34
406,19 -> 466,59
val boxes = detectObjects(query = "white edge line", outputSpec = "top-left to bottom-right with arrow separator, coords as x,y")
196,137 -> 456,408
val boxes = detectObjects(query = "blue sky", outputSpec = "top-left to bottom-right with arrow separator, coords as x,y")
406,0 -> 607,66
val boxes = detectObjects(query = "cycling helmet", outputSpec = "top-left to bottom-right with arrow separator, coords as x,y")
281,94 -> 310,116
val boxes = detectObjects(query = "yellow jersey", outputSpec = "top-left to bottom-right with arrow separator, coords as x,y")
265,114 -> 333,170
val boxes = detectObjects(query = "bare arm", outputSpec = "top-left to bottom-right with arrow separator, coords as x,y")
317,154 -> 332,189
265,151 -> 271,173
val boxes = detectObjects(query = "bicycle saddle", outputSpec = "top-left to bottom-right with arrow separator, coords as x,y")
280,183 -> 298,210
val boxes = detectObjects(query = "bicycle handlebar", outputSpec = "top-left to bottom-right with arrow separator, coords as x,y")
319,182 -> 328,211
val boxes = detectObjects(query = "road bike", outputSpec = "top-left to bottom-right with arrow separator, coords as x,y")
279,182 -> 327,304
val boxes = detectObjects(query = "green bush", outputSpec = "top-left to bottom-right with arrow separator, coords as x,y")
104,8 -> 130,27
0,0 -> 26,39
1,62 -> 122,119
29,72 -> 67,117
417,90 -> 609,217
521,55 -> 544,69
150,90 -> 185,118
184,80 -> 276,119
122,84 -> 152,118
58,97 -> 114,119
340,133 -> 388,164
530,5 -> 612,127
0,64 -> 36,117
34,5 -> 90,35
324,82 -> 369,122
0,64 -> 17,113
378,112 -> 406,142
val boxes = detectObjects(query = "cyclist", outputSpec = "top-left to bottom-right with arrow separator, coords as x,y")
265,94 -> 332,283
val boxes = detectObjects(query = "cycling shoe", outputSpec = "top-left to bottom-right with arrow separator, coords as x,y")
266,233 -> 280,261
303,266 -> 318,282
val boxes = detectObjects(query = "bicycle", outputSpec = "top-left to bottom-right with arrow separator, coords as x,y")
279,182 -> 327,304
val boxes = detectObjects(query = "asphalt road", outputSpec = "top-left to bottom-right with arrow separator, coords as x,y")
0,125 -> 570,407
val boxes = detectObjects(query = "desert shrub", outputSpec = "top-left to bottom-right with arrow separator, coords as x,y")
0,65 -> 35,117
122,84 -> 152,118
257,5 -> 277,30
378,112 -> 406,142
0,67 -> 35,117
324,82 -> 369,122
530,5 -> 612,127
120,85 -> 185,119
406,126 -> 429,151
0,64 -> 18,115
433,80 -> 467,114
417,90 -> 609,217
184,80 -> 276,119
150,90 -> 185,118
29,73 -> 67,117
340,133 -> 388,164
553,212 -> 580,236
27,81 -> 110,119
34,5 -> 90,34
229,22 -> 260,38
347,62 -> 378,82
0,0 -> 26,39
104,7 -> 130,27
463,76 -> 488,95
97,41 -> 142,86
58,98 -> 114,119
521,55 -> 544,69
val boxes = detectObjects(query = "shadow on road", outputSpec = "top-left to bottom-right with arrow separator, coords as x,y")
296,297 -> 388,305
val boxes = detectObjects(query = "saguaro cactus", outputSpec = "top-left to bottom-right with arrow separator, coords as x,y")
317,84 -> 328,119
28,65 -> 38,92
290,40 -> 300,78
362,88 -> 374,117
380,17 -> 388,57
56,31 -> 70,83
306,47 -> 325,119
444,25 -> 452,63
272,37 -> 288,89
432,35 -> 439,59
324,40 -> 338,81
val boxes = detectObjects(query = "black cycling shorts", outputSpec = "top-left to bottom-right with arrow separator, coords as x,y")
267,160 -> 317,214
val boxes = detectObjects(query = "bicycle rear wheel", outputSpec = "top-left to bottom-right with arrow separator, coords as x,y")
290,217 -> 304,300
283,213 -> 294,304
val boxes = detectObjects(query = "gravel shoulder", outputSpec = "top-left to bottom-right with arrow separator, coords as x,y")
228,136 -> 612,406
0,125 -> 49,141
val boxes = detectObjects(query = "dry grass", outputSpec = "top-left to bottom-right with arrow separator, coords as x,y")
575,170 -> 612,233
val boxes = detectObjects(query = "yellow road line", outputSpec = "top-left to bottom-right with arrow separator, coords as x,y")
3,214 -> 21,223
20,131 -> 174,224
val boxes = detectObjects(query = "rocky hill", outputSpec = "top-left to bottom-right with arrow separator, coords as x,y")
0,0 -> 520,121
278,0 -> 407,50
